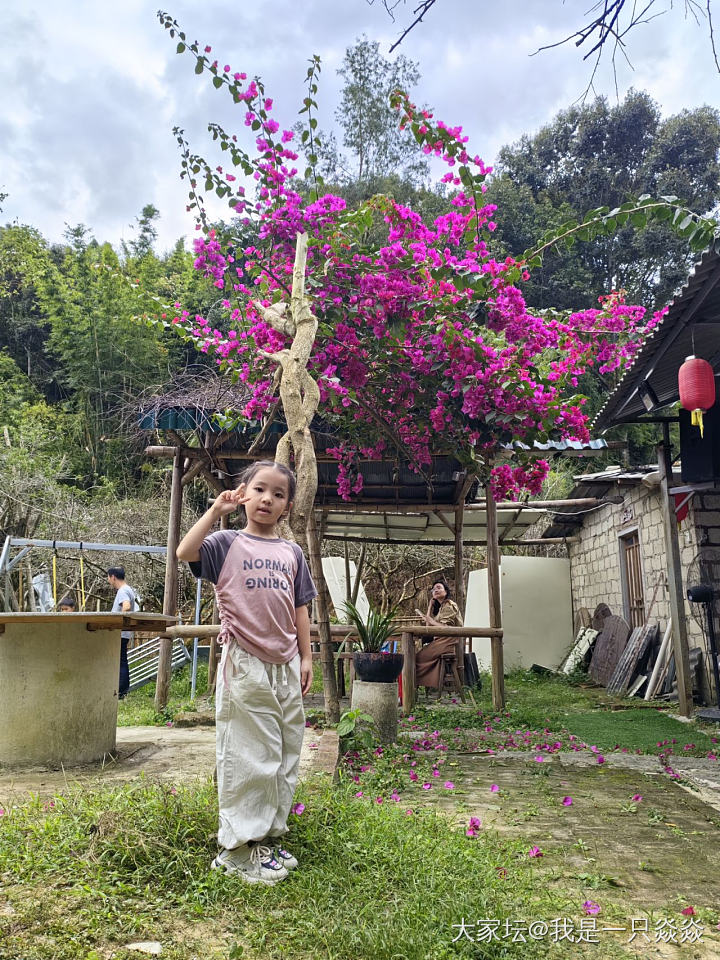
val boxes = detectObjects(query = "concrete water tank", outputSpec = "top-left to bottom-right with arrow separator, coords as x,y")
0,613 -> 172,767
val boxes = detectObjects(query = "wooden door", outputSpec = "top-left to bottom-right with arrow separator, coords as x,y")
621,532 -> 645,628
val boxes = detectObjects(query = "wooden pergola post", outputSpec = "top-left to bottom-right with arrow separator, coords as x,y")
155,447 -> 184,711
401,630 -> 415,715
307,511 -> 340,723
485,482 -> 505,710
206,512 -> 229,693
454,504 -> 465,616
454,503 -> 466,684
658,434 -> 693,717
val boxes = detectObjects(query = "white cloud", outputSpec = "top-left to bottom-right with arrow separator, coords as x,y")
1,0 -> 718,252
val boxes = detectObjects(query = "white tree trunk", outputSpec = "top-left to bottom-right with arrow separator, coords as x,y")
255,233 -> 340,720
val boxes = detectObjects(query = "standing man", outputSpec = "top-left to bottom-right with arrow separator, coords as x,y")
107,566 -> 137,698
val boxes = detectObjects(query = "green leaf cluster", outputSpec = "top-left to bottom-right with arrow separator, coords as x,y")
342,599 -> 399,652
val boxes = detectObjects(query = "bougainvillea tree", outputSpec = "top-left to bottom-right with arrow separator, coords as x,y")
160,17 -> 710,484
156,13 -> 716,712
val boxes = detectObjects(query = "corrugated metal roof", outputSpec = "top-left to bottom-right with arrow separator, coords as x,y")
594,244 -> 720,428
572,465 -> 656,483
509,438 -> 608,453
541,466 -> 657,538
321,506 -> 548,545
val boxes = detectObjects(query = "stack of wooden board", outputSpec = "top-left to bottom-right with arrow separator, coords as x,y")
606,623 -> 659,695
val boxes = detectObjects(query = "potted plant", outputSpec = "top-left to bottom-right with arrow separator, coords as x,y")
343,600 -> 403,683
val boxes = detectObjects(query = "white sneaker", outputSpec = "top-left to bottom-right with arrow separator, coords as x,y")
211,844 -> 289,885
263,839 -> 298,870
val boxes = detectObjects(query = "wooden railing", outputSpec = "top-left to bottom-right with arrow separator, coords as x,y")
164,622 -> 504,713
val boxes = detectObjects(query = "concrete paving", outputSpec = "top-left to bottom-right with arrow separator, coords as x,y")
0,724 -> 339,801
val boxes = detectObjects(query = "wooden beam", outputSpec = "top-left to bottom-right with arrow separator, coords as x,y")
485,483 -> 505,711
164,623 -> 503,640
309,498 -> 608,514
454,503 -> 466,615
658,435 -> 693,717
401,631 -> 415,715
321,535 -> 578,546
180,459 -> 205,487
307,510 -> 340,723
433,510 -> 456,534
156,448 -> 184,711
199,466 -> 226,495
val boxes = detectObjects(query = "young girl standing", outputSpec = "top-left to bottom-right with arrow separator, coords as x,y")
176,460 -> 316,885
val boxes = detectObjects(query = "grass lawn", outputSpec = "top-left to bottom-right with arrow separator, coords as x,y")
565,708 -> 716,755
0,776 -> 651,960
117,664 -> 211,726
5,669 -> 716,959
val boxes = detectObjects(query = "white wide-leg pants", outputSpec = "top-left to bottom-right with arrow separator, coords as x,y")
215,643 -> 305,850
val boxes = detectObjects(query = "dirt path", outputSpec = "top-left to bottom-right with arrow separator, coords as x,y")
0,725 -> 338,801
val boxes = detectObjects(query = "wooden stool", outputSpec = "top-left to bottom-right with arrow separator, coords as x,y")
437,652 -> 465,702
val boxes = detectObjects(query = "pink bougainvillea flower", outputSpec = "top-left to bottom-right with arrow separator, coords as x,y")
528,846 -> 543,858
534,756 -> 544,763
291,803 -> 305,815
468,817 -> 481,830
681,906 -> 695,916
390,792 -> 401,802
355,791 -> 363,798
596,756 -> 606,764
631,794 -> 643,802
422,782 -> 432,790
490,784 -> 499,793
443,781 -> 455,790
583,900 -> 601,915
409,771 -> 418,782
562,796 -> 573,806
375,797 -> 383,804
405,809 -> 414,816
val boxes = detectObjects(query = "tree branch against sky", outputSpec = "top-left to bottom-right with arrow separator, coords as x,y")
367,0 -> 440,53
371,0 -> 720,80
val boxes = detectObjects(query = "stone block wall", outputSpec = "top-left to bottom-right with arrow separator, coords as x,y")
567,481 -> 706,650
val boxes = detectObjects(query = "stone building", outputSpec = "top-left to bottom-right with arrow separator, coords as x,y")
549,244 -> 720,713
544,465 -> 720,655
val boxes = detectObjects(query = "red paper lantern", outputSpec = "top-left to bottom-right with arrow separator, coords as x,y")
679,355 -> 716,437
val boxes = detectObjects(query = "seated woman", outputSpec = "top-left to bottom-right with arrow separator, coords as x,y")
414,578 -> 462,689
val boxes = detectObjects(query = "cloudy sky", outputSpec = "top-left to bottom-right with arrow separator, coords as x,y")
2,0 -> 718,253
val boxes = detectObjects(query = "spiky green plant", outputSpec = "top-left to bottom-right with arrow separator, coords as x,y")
343,599 -> 399,653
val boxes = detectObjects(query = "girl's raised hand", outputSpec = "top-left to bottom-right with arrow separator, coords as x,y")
212,490 -> 240,517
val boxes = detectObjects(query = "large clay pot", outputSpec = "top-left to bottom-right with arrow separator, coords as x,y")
353,651 -> 403,683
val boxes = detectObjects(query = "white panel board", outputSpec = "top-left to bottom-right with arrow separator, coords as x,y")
322,556 -> 370,622
466,556 -> 573,671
